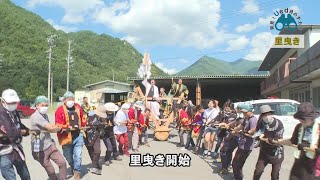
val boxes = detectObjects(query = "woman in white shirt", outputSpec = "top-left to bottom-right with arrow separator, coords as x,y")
202,100 -> 220,157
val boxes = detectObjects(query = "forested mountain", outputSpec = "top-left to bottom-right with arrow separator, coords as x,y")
0,0 -> 166,100
176,56 -> 267,76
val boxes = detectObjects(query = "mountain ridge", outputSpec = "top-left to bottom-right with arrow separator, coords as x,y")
176,56 -> 267,76
0,0 -> 166,100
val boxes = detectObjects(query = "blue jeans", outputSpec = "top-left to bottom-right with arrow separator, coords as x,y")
0,155 -> 30,180
62,133 -> 84,172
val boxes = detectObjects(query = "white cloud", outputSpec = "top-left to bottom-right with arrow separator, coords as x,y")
226,36 -> 249,51
93,0 -> 236,49
27,0 -> 104,23
236,16 -> 271,33
240,0 -> 259,14
244,32 -> 273,61
46,19 -> 77,32
236,23 -> 257,33
27,0 -> 239,49
178,59 -> 189,64
155,63 -> 177,75
289,5 -> 302,14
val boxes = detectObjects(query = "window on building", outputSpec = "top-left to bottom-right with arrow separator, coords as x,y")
120,95 -> 124,101
306,90 -> 311,102
111,94 -> 115,102
289,85 -> 310,103
313,87 -> 320,108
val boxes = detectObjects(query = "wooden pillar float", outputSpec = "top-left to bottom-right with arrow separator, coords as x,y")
196,79 -> 201,105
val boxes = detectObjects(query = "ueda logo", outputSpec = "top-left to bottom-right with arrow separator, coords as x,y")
270,8 -> 302,31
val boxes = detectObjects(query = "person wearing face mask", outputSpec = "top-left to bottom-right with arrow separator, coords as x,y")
217,103 -> 244,174
55,91 -> 86,180
30,96 -> 67,180
85,105 -> 108,175
103,102 -> 122,166
250,105 -> 284,180
274,103 -> 320,180
0,89 -> 30,180
232,102 -> 257,180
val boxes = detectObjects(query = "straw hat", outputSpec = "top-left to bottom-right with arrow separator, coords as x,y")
95,105 -> 107,118
104,102 -> 119,112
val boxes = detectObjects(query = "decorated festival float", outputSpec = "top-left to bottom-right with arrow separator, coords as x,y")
132,53 -> 179,141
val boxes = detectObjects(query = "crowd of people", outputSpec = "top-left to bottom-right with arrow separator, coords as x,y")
173,97 -> 320,180
0,80 -> 320,180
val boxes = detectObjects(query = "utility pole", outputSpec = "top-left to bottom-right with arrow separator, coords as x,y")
66,40 -> 73,92
47,35 -> 57,106
51,74 -> 53,106
112,69 -> 114,81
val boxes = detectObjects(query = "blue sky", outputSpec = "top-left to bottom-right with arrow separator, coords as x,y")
12,0 -> 320,74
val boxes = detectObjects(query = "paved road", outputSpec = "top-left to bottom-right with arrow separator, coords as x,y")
10,113 -> 295,180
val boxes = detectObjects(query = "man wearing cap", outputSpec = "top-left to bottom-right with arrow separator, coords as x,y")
55,91 -> 86,180
250,105 -> 284,180
114,103 -> 130,156
0,89 -> 31,180
142,79 -> 160,119
103,102 -> 122,166
274,102 -> 320,180
84,105 -> 107,175
30,96 -> 67,179
232,102 -> 258,180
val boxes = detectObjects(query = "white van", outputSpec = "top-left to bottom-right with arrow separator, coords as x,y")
236,99 -> 301,139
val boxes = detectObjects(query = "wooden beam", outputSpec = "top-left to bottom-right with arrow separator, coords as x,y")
196,80 -> 201,105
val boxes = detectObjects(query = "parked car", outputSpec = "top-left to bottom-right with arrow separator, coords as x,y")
240,99 -> 301,139
17,100 -> 36,117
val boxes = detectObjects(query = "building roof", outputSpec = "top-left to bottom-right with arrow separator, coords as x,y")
259,25 -> 320,71
96,87 -> 127,94
84,80 -> 132,88
127,75 -> 268,81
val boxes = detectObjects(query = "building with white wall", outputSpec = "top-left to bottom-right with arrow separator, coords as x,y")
259,25 -> 320,108
75,80 -> 133,107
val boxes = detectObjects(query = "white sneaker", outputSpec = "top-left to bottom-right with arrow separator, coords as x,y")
203,150 -> 208,156
207,151 -> 212,156
181,147 -> 187,151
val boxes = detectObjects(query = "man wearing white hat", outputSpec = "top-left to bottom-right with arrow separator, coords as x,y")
114,103 -> 130,156
103,102 -> 122,166
0,89 -> 31,180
